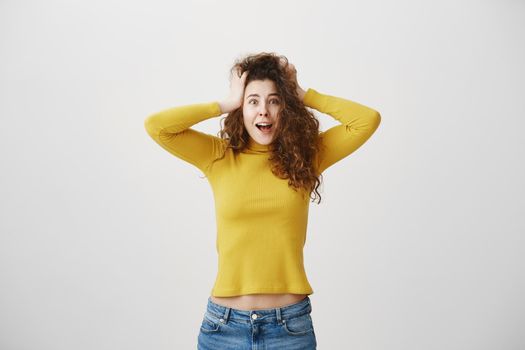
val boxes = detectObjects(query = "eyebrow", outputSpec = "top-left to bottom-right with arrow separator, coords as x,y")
246,93 -> 280,99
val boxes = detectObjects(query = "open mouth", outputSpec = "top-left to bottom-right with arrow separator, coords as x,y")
256,123 -> 273,132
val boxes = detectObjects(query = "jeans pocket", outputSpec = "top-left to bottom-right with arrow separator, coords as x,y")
200,312 -> 221,333
282,312 -> 314,335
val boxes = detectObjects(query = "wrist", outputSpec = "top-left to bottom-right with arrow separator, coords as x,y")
297,87 -> 307,101
218,100 -> 239,114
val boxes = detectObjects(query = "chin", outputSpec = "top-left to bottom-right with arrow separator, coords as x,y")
258,138 -> 272,144
254,136 -> 275,145
249,130 -> 276,145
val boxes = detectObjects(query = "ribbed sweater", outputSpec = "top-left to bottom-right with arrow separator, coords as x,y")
144,88 -> 381,296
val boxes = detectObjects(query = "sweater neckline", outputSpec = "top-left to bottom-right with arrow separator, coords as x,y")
246,137 -> 273,154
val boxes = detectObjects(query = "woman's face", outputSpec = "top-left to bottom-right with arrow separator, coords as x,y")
242,79 -> 282,145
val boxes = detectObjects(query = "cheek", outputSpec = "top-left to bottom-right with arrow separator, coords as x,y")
241,111 -> 249,125
242,119 -> 255,134
242,111 -> 256,126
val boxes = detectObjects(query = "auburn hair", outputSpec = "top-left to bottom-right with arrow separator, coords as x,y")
210,52 -> 324,204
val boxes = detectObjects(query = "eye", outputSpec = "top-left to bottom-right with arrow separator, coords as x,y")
248,99 -> 280,105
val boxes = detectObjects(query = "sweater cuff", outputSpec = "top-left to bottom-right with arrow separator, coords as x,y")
303,88 -> 321,109
211,101 -> 224,116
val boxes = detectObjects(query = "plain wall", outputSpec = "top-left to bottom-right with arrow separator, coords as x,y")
1,0 -> 524,349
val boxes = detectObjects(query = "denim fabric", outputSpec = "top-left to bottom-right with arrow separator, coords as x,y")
197,296 -> 317,349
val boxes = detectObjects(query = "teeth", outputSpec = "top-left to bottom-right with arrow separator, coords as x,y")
256,123 -> 272,126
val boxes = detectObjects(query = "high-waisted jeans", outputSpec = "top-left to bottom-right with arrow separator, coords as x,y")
197,295 -> 317,349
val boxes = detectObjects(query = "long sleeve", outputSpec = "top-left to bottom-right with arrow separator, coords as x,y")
303,88 -> 381,174
144,101 -> 226,173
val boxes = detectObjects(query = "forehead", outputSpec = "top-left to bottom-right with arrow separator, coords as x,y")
244,79 -> 278,96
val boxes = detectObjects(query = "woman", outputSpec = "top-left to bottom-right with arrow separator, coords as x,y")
144,52 -> 381,349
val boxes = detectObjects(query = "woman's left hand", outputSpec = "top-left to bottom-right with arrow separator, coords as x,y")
280,60 -> 307,100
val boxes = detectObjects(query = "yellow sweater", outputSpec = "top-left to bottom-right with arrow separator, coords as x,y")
144,88 -> 381,297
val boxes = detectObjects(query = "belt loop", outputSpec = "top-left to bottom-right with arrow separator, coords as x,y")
276,307 -> 282,324
223,307 -> 231,324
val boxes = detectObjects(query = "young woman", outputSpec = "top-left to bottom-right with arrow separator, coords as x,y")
144,52 -> 381,349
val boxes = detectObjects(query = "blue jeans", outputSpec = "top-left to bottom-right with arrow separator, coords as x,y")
197,295 -> 317,349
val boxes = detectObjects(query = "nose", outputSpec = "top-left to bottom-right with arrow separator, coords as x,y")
259,104 -> 269,116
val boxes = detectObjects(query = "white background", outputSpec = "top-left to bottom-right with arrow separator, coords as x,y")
1,0 -> 524,349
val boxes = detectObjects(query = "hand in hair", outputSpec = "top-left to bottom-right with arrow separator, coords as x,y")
280,61 -> 307,101
219,66 -> 248,114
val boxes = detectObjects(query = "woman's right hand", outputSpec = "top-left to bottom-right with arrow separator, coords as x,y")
281,60 -> 307,101
219,66 -> 248,113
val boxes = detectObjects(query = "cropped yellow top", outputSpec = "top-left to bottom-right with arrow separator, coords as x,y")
144,88 -> 381,297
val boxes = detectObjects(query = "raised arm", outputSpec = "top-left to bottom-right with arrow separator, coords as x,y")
144,102 -> 226,173
303,88 -> 381,174
144,68 -> 248,174
280,62 -> 381,174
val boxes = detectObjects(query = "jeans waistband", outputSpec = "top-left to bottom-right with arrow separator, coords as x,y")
205,296 -> 312,324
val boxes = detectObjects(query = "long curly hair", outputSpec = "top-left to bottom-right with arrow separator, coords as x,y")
211,52 -> 324,204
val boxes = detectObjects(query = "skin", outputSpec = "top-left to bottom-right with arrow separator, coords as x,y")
242,79 -> 282,145
214,62 -> 309,311
219,63 -> 306,114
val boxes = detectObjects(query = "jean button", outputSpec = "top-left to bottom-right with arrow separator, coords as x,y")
251,313 -> 258,320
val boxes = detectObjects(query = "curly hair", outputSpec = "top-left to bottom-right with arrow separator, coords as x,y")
210,52 -> 324,204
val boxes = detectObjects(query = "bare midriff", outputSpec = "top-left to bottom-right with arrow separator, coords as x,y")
210,293 -> 308,311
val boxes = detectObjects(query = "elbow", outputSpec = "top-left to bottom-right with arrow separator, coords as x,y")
369,110 -> 381,131
144,114 -> 160,138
